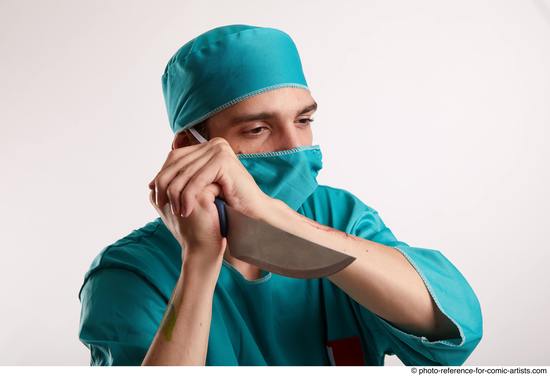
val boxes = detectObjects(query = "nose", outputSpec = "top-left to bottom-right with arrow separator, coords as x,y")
277,123 -> 303,150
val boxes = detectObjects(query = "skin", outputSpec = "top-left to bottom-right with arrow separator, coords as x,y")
142,87 -> 460,365
151,87 -> 316,279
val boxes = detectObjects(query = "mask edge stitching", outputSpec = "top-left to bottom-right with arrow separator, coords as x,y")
237,144 -> 321,159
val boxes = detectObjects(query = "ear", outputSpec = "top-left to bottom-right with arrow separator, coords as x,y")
171,130 -> 197,150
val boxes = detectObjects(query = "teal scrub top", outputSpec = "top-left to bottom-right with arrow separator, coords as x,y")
77,185 -> 483,366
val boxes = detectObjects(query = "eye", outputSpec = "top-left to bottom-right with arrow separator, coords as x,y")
298,118 -> 315,126
244,126 -> 269,136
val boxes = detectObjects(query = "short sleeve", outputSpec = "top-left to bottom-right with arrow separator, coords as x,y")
348,208 -> 483,366
78,267 -> 168,366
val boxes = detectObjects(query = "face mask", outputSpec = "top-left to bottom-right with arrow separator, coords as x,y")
237,145 -> 323,210
188,127 -> 323,211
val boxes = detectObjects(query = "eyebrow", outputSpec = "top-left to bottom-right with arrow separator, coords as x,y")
229,101 -> 318,125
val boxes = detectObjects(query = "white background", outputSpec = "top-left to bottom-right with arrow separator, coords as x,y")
1,0 -> 549,366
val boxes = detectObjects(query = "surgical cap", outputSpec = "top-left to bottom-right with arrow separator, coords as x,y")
161,24 -> 310,135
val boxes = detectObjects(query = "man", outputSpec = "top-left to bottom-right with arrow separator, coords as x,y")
78,24 -> 483,366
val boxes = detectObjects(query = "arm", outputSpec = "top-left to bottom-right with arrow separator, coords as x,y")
142,251 -> 223,365
78,250 -> 222,366
271,195 -> 483,365
263,198 -> 457,340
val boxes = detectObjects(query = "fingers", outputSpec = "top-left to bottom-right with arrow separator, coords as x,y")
165,150 -> 216,216
176,141 -> 235,217
149,187 -> 168,218
179,157 -> 223,217
204,182 -> 222,198
148,142 -> 208,189
151,145 -> 214,211
148,137 -> 235,216
149,187 -> 156,207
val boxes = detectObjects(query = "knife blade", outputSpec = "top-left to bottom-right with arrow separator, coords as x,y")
214,197 -> 356,279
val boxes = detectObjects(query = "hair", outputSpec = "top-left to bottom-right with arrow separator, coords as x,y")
192,119 -> 210,140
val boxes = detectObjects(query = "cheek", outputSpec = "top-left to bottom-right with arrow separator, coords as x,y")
225,137 -> 257,155
301,126 -> 313,145
210,129 -> 247,153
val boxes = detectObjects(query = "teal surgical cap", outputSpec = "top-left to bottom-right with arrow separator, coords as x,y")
161,24 -> 310,135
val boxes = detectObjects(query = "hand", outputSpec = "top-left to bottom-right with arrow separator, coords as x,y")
149,181 -> 227,261
148,137 -> 270,220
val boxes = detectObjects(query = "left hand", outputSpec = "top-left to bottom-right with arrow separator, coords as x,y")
148,137 -> 270,220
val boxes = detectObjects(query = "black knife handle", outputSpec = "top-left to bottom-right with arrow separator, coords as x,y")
213,197 -> 228,238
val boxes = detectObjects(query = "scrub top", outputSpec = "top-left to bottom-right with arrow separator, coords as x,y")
77,185 -> 483,366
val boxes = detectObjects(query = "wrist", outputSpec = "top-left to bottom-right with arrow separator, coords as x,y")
256,198 -> 326,246
250,193 -> 285,222
181,249 -> 223,281
258,196 -> 292,228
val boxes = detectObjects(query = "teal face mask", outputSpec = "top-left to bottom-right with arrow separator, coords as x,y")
236,145 -> 323,211
187,127 -> 322,211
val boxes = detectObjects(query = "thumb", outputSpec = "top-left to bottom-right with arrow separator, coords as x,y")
204,183 -> 223,199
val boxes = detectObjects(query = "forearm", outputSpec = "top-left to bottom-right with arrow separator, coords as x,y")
142,254 -> 222,365
328,239 -> 458,341
263,198 -> 458,341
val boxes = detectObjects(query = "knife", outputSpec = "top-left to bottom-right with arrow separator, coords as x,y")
187,126 -> 356,279
213,197 -> 356,279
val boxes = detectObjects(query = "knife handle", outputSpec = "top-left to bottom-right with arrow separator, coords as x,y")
213,197 -> 228,238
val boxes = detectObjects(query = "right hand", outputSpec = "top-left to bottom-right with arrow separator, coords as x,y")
149,181 -> 227,264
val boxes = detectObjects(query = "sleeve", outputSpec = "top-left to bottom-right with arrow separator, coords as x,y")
347,208 -> 483,366
78,267 -> 168,366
